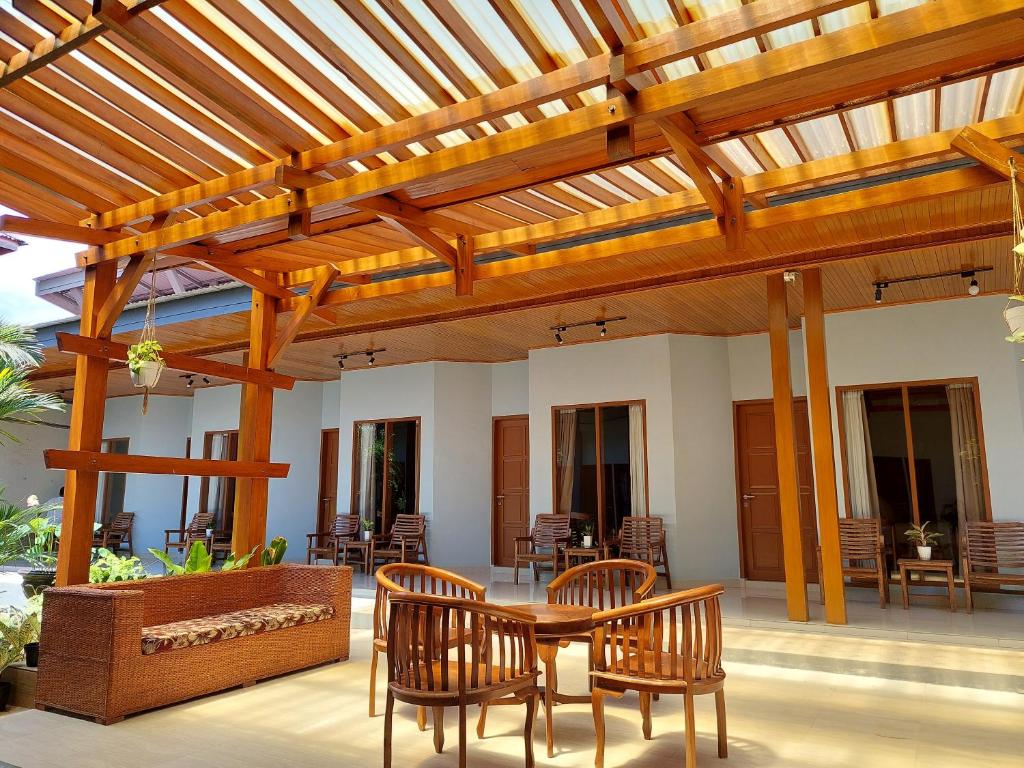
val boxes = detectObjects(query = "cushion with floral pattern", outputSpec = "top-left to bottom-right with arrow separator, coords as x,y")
141,602 -> 335,656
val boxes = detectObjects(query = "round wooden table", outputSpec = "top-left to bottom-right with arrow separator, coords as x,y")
507,602 -> 596,757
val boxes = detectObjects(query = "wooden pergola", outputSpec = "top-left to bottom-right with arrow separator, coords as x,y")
3,0 -> 1024,625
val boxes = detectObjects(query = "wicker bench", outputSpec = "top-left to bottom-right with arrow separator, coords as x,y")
35,564 -> 351,724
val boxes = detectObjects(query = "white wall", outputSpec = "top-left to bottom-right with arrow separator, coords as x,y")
726,329 -> 806,401
0,412 -> 69,504
491,360 -> 529,416
321,379 -> 341,429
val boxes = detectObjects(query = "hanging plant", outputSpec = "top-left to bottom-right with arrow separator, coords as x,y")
129,253 -> 164,412
1005,157 -> 1024,348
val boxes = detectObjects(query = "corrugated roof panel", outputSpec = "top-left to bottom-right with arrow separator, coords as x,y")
984,68 -> 1024,120
764,19 -> 815,50
514,0 -> 590,65
846,103 -> 891,148
817,3 -> 871,33
651,156 -> 695,189
617,165 -> 669,196
447,0 -> 544,83
402,0 -> 500,95
794,115 -> 850,160
938,79 -> 980,131
717,138 -> 761,176
756,128 -> 802,167
894,90 -> 934,139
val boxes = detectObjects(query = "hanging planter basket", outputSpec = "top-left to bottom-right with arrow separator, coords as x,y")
1007,159 -> 1024,348
127,254 -> 164,413
130,359 -> 164,388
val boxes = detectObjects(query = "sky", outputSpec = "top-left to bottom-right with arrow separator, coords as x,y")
0,205 -> 79,328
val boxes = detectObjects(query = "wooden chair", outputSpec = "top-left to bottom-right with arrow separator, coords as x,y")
370,563 -> 486,720
513,513 -> 570,584
163,511 -> 216,559
306,514 -> 360,565
591,585 -> 727,768
373,514 -> 429,567
384,591 -> 540,768
816,518 -> 888,608
93,511 -> 135,555
618,516 -> 673,589
962,521 -> 1024,613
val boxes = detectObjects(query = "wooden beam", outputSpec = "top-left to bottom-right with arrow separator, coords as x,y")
456,234 -> 474,297
379,217 -> 458,267
287,209 -> 312,241
767,272 -> 809,622
723,176 -> 745,251
656,117 -> 726,216
802,267 -> 847,625
55,332 -> 296,389
349,195 -> 475,236
199,261 -> 336,324
268,265 -> 338,366
44,449 -> 289,478
54,262 -> 117,586
950,125 -> 1020,179
95,254 -> 148,337
275,165 -> 329,189
0,215 -> 121,245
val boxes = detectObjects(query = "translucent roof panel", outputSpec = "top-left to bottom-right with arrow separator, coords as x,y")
894,91 -> 934,140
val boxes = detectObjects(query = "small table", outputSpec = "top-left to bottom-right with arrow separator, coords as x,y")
898,558 -> 957,611
341,538 -> 374,574
563,544 -> 608,571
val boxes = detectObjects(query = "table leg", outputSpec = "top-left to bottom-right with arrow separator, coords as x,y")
538,642 -> 558,758
900,565 -> 910,609
946,567 -> 957,611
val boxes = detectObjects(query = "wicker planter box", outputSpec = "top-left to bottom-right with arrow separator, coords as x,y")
35,564 -> 351,724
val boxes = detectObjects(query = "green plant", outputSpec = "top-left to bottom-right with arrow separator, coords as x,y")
0,320 -> 65,445
360,518 -> 375,532
580,521 -> 595,537
260,536 -> 287,566
126,340 -> 164,374
90,549 -> 147,583
0,489 -> 38,568
904,522 -> 942,547
148,540 -> 260,575
0,603 -> 41,672
16,516 -> 59,570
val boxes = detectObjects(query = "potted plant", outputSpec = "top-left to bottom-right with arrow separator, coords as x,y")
360,518 -> 375,542
904,522 -> 942,561
1004,294 -> 1024,344
127,339 -> 165,388
89,548 -> 148,583
18,516 -> 59,598
0,603 -> 41,710
581,521 -> 595,549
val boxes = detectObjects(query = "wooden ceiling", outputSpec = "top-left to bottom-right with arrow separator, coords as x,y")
3,0 -> 1024,398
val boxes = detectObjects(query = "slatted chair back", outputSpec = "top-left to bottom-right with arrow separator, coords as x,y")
187,511 -> 216,534
386,514 -> 426,546
838,518 -> 882,562
964,521 -> 1024,569
619,517 -> 664,554
547,559 -> 657,610
330,514 -> 360,539
374,564 -> 486,645
387,592 -> 537,697
531,514 -> 570,549
592,585 -> 725,686
108,511 -> 134,535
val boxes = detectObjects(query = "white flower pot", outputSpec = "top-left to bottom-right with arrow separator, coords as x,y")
130,360 -> 163,388
582,535 -> 593,548
362,531 -> 372,541
917,546 -> 932,561
1005,303 -> 1024,336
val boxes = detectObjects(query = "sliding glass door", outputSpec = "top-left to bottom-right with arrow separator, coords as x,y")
553,401 -> 647,543
199,430 -> 239,531
352,418 -> 419,536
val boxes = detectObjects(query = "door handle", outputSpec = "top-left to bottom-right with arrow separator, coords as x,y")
742,494 -> 756,501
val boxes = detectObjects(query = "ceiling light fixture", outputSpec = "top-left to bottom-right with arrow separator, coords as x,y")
180,374 -> 194,389
968,278 -> 980,296
872,266 -> 992,305
334,348 -> 386,369
549,316 -> 625,345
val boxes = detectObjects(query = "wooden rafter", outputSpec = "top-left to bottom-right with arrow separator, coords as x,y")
267,265 -> 338,366
456,234 -> 475,297
44,449 -> 289,479
95,254 -> 148,337
950,125 -> 1019,179
656,116 -> 726,216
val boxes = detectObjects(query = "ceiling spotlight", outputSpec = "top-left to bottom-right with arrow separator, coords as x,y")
555,328 -> 564,345
874,285 -> 883,304
202,376 -> 211,385
783,270 -> 799,283
337,357 -> 345,370
968,278 -> 980,296
185,375 -> 194,389
368,355 -> 375,366
597,320 -> 607,337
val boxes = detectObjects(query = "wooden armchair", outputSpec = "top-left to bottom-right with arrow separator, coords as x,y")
962,521 -> 1024,613
513,513 -> 571,584
163,511 -> 216,558
372,514 -> 429,567
619,516 -> 673,588
371,564 -> 485,720
384,591 -> 540,768
306,514 -> 360,565
92,511 -> 135,555
816,518 -> 888,608
591,585 -> 728,768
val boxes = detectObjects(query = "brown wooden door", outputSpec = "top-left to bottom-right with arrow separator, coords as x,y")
735,400 -> 819,583
493,416 -> 529,567
317,429 -> 339,533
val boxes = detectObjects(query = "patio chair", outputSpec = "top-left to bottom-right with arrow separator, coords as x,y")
370,563 -> 486,719
163,511 -> 216,559
372,514 -> 429,567
816,518 -> 888,608
591,585 -> 728,768
384,591 -> 540,768
618,516 -> 673,589
513,513 -> 571,584
93,511 -> 135,555
306,514 -> 360,565
962,521 -> 1024,613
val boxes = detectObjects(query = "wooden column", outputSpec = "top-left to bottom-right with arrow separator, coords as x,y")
802,268 -> 847,625
766,272 -> 808,622
231,282 -> 278,558
55,262 -> 117,586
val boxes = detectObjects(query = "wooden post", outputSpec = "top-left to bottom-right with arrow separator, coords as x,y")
55,262 -> 117,586
802,268 -> 847,625
231,281 -> 278,559
766,272 -> 809,622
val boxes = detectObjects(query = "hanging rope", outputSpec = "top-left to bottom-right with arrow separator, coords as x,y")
140,251 -> 159,415
1011,158 -> 1024,299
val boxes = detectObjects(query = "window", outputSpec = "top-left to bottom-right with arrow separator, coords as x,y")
199,430 -> 239,530
552,401 -> 648,543
352,418 -> 419,536
838,379 -> 990,569
97,437 -> 129,524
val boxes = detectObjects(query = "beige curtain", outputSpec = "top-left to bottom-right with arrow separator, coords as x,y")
842,390 -> 879,519
946,383 -> 985,528
556,409 -> 577,515
356,423 -> 378,520
628,403 -> 647,516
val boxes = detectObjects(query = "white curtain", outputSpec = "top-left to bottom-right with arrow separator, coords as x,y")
205,434 -> 231,519
842,390 -> 879,519
628,404 -> 647,516
356,423 -> 378,521
946,383 -> 985,529
556,409 -> 577,515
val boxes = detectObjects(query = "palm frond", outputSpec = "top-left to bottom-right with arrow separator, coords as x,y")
0,320 -> 44,368
0,366 -> 65,445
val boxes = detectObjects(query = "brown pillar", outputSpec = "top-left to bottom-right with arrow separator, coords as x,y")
231,283 -> 278,558
55,262 -> 117,586
766,272 -> 808,621
803,268 -> 847,624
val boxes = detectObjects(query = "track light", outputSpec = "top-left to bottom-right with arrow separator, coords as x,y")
555,328 -> 564,345
872,267 -> 992,306
368,355 -> 375,366
337,357 -> 345,370
202,376 -> 210,385
968,278 -> 980,296
549,316 -> 624,345
335,348 -> 385,369
183,374 -> 194,388
597,321 -> 607,337
874,285 -> 883,304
